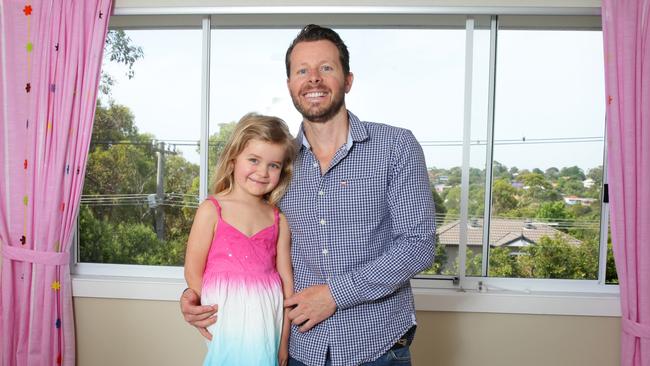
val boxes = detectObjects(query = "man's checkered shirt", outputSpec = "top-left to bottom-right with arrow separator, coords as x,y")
279,111 -> 436,366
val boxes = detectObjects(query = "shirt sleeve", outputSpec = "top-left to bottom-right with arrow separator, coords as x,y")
327,129 -> 436,310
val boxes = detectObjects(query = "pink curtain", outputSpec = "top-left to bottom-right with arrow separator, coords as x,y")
602,1 -> 650,365
0,1 -> 111,365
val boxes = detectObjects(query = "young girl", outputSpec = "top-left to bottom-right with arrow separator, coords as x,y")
184,113 -> 297,366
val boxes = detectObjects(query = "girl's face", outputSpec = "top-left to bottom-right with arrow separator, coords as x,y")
231,139 -> 286,199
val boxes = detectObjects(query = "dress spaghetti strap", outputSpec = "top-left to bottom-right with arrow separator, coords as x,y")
205,195 -> 222,218
273,207 -> 280,226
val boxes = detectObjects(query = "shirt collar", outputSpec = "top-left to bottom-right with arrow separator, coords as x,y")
297,110 -> 368,151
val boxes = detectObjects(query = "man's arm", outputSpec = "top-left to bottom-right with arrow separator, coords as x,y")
327,128 -> 436,310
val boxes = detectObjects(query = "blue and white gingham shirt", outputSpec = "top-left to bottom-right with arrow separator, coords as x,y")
279,111 -> 436,366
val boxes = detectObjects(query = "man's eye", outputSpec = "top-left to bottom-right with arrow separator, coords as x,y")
297,69 -> 307,75
321,65 -> 333,72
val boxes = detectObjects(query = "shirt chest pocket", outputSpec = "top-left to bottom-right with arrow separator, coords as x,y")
328,174 -> 386,225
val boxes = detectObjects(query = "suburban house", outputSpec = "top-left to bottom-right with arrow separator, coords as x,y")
436,218 -> 583,266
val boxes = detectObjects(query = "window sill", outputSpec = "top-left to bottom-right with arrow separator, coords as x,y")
71,275 -> 621,317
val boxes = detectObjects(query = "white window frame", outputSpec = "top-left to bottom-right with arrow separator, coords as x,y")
72,6 -> 620,317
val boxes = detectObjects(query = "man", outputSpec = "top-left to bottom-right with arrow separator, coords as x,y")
181,24 -> 436,366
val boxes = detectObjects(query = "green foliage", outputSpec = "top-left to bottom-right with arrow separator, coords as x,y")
535,201 -> 575,221
557,177 -> 586,196
492,179 -> 518,214
206,122 -> 237,188
488,247 -> 519,277
521,235 -> 580,278
81,100 -> 198,266
100,30 -> 144,96
606,240 -> 618,284
429,234 -> 612,281
560,166 -> 586,181
431,188 -> 447,222
91,101 -> 139,146
79,206 -> 185,265
544,167 -> 560,181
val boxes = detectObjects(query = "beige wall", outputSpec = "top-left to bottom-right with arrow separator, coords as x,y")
74,297 -> 619,366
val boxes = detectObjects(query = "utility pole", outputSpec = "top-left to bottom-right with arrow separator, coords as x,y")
151,141 -> 177,241
155,141 -> 165,240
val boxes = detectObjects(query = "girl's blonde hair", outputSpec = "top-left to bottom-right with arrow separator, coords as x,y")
211,113 -> 297,205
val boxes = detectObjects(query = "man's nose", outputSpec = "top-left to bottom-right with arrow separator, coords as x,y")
308,69 -> 322,83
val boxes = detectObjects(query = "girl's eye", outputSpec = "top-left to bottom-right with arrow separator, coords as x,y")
248,158 -> 258,164
270,163 -> 281,169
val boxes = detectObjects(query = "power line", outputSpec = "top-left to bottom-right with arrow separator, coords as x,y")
419,136 -> 603,147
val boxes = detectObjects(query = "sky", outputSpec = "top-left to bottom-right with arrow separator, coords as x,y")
100,27 -> 606,172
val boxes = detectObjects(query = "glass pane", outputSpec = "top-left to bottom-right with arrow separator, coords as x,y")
487,29 -> 605,279
80,29 -> 202,266
209,29 -> 300,187
605,222 -> 618,284
433,27 -> 491,277
209,28 -> 466,276
346,29 -> 468,277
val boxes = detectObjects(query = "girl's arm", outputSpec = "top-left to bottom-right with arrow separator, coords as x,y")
184,200 -> 219,296
276,213 -> 294,366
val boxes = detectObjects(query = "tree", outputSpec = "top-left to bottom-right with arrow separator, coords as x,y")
493,161 -> 511,180
559,166 -> 586,181
587,165 -> 603,186
492,179 -> 519,215
207,122 -> 237,186
80,33 -> 200,266
544,167 -> 560,182
517,172 -> 562,203
431,188 -> 447,223
100,30 -> 144,96
557,177 -> 586,196
535,201 -> 574,221
90,102 -> 139,147
488,247 -> 520,277
441,186 -> 460,216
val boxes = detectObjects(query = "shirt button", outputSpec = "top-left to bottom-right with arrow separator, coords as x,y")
322,248 -> 328,255
319,219 -> 326,225
318,190 -> 324,196
312,162 -> 318,168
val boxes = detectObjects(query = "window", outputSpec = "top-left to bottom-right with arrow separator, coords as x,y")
485,26 -> 606,280
78,27 -> 202,267
76,12 -> 616,296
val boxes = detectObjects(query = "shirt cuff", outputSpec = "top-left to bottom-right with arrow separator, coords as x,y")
327,272 -> 362,310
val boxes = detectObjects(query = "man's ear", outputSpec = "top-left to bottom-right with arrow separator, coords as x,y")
345,72 -> 354,93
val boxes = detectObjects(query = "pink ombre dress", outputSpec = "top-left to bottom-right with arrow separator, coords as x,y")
201,196 -> 283,366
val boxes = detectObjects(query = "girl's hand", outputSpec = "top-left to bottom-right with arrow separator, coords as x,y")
278,342 -> 289,366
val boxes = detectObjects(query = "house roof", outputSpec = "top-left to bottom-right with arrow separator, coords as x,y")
437,218 -> 582,247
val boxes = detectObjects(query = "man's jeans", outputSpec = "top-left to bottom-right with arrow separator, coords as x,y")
287,345 -> 412,366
